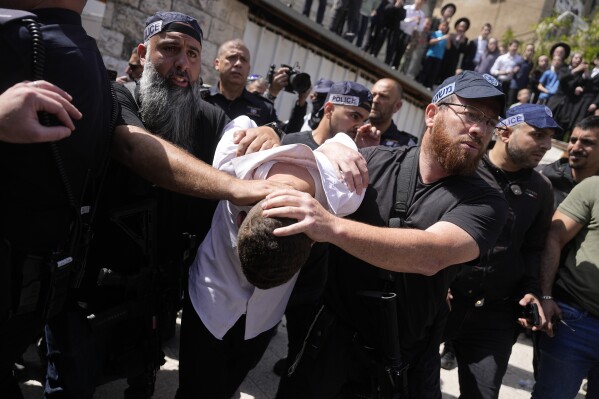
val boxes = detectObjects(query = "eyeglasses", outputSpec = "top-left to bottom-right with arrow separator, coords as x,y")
439,102 -> 508,134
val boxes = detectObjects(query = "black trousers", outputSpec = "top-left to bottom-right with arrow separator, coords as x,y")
276,305 -> 444,399
443,296 -> 521,399
176,295 -> 276,399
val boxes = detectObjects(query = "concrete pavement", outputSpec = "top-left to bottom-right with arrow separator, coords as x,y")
19,316 -> 586,398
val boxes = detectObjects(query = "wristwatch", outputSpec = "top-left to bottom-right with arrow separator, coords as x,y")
263,121 -> 284,138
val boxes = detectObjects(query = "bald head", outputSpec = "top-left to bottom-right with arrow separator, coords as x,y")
369,78 -> 403,129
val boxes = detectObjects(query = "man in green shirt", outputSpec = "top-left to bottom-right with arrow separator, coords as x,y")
534,176 -> 599,398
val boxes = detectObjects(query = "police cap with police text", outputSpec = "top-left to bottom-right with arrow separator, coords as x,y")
314,78 -> 335,94
326,81 -> 373,112
144,11 -> 203,45
502,103 -> 562,134
433,70 -> 505,116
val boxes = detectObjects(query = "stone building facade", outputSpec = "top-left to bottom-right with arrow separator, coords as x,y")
100,0 -> 250,86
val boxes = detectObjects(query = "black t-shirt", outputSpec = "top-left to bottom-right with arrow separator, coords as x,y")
206,86 -> 277,126
92,84 -> 229,274
0,8 -> 115,252
281,130 -> 319,150
451,155 -> 553,301
380,121 -> 418,148
325,146 -> 508,360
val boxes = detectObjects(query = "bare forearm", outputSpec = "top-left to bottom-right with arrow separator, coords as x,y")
327,218 -> 479,275
112,125 -> 237,200
539,235 -> 562,296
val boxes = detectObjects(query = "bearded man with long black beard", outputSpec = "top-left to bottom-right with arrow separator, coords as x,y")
138,54 -> 204,153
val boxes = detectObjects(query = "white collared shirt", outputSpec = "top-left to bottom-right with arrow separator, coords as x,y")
188,116 -> 364,340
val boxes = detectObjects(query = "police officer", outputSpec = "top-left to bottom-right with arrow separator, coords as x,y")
444,103 -> 559,399
42,11 -> 284,399
268,71 -> 510,398
0,2 -> 115,397
207,38 -> 305,133
207,39 -> 277,126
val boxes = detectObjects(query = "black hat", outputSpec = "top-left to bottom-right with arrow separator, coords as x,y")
314,78 -> 335,94
144,11 -> 203,45
502,104 -> 563,134
549,42 -> 571,60
441,3 -> 457,14
326,81 -> 373,112
433,71 -> 505,115
454,17 -> 470,31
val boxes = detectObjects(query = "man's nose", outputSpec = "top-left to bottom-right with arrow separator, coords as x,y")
175,53 -> 191,70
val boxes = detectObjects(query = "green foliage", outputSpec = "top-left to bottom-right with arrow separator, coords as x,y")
532,10 -> 599,62
501,27 -> 516,48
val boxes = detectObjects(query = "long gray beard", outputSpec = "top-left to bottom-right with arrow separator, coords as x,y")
138,60 -> 203,153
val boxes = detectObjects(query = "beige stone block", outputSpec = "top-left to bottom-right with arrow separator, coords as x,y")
102,1 -> 114,27
171,0 -> 211,33
228,5 -> 248,28
202,39 -> 218,61
208,18 -> 237,45
113,5 -> 148,43
113,0 -> 141,8
206,0 -> 238,21
140,0 -> 174,15
98,28 -> 124,58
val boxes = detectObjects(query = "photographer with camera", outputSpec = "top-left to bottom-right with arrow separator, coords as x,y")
266,62 -> 313,134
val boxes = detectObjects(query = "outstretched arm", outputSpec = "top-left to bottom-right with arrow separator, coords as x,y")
261,189 -> 480,275
112,124 -> 283,205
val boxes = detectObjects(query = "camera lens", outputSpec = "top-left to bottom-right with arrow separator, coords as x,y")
290,72 -> 311,93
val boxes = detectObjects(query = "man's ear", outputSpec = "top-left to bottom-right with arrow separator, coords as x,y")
425,103 -> 438,128
497,126 -> 513,143
214,57 -> 220,71
323,102 -> 334,118
393,99 -> 403,114
138,43 -> 148,66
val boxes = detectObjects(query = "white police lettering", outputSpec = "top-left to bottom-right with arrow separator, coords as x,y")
329,94 -> 359,107
544,106 -> 553,117
432,82 -> 455,103
503,113 -> 525,127
144,20 -> 163,40
483,74 -> 500,87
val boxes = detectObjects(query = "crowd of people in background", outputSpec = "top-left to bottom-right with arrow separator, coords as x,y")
314,0 -> 599,141
3,1 -> 599,399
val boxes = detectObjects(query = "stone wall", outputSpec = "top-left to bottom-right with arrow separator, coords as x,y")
99,0 -> 249,85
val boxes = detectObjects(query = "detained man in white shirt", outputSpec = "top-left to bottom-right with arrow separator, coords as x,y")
176,115 -> 370,399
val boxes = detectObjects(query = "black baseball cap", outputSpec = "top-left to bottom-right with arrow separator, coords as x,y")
433,71 -> 505,115
144,11 -> 203,45
325,81 -> 373,112
502,104 -> 563,134
314,78 -> 335,94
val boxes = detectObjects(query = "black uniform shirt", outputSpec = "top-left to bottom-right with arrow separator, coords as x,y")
325,146 -> 508,360
451,155 -> 554,301
0,8 -> 115,252
206,85 -> 278,126
380,121 -> 418,148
